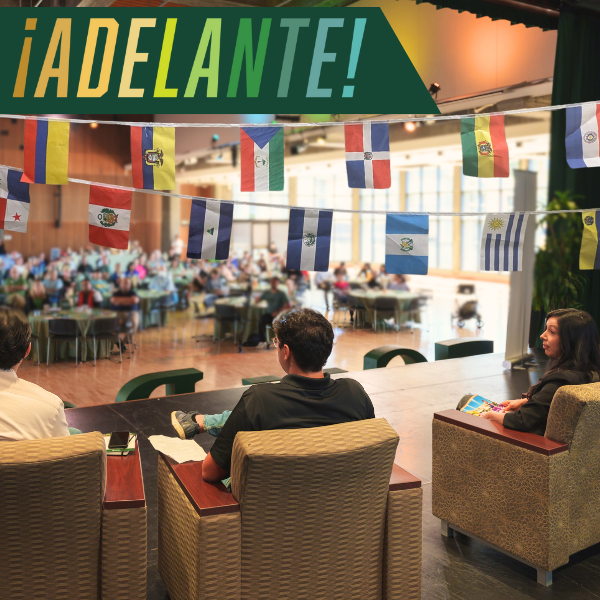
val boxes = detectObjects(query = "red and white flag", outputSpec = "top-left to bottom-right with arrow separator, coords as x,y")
88,185 -> 131,249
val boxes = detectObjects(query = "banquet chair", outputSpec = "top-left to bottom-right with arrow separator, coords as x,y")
214,303 -> 240,343
152,294 -> 177,330
373,296 -> 399,332
158,419 -> 422,600
191,299 -> 215,339
89,317 -> 121,365
47,318 -> 80,367
346,294 -> 366,329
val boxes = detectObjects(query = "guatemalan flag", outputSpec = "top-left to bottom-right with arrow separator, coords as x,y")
130,126 -> 176,190
566,102 -> 600,169
241,127 -> 284,192
0,167 -> 30,233
385,214 -> 429,275
187,200 -> 234,260
479,213 -> 529,272
88,185 -> 132,250
286,208 -> 333,272
345,123 -> 391,189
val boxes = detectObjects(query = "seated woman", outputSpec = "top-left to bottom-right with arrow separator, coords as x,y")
465,308 -> 600,435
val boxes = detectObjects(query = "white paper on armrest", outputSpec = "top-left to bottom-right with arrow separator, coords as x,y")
148,435 -> 207,463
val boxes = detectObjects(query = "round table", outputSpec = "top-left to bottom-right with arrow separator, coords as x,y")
136,290 -> 171,329
213,296 -> 268,343
29,308 -> 118,364
348,290 -> 421,327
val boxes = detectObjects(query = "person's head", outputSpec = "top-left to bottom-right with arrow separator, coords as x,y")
120,277 -> 132,292
541,309 -> 600,374
15,256 -> 23,266
270,276 -> 280,290
92,270 -> 101,280
0,308 -> 31,370
171,257 -> 180,268
9,266 -> 18,279
115,263 -> 122,272
272,309 -> 334,375
49,269 -> 58,281
127,262 -> 134,273
81,255 -> 88,265
102,255 -> 109,266
210,268 -> 219,280
81,279 -> 92,292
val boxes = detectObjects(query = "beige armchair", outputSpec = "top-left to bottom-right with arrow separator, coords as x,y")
158,418 -> 422,600
0,432 -> 147,600
432,382 -> 600,586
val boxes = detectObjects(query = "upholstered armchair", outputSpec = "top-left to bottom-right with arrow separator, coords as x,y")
0,432 -> 147,600
158,418 -> 422,600
432,382 -> 600,586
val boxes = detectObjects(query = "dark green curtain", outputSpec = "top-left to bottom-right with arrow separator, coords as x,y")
547,5 -> 600,324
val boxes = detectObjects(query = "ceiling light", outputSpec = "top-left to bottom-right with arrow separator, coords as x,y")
90,122 -> 98,129
404,122 -> 417,133
315,136 -> 326,146
428,82 -> 441,97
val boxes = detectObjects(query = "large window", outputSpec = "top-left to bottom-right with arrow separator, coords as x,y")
231,176 -> 290,221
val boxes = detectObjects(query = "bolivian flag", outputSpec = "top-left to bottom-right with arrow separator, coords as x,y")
580,211 -> 600,270
21,119 -> 70,185
461,115 -> 509,178
130,126 -> 175,191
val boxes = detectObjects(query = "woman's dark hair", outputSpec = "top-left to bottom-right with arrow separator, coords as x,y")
273,308 -> 334,373
0,307 -> 31,370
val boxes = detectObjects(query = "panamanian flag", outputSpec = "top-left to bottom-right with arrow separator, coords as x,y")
0,167 -> 30,233
286,208 -> 333,272
241,127 -> 284,192
187,199 -> 234,260
479,213 -> 529,272
566,102 -> 600,168
345,123 -> 391,189
385,214 -> 429,275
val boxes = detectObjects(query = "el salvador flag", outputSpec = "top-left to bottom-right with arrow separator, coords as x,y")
385,214 -> 429,275
286,208 -> 333,272
566,102 -> 600,169
187,200 -> 233,260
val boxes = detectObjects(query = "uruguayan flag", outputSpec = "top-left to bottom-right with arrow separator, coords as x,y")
566,102 -> 600,169
187,199 -> 233,260
385,214 -> 429,275
286,208 -> 333,272
480,213 -> 529,272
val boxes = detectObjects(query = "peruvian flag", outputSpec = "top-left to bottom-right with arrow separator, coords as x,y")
88,185 -> 132,250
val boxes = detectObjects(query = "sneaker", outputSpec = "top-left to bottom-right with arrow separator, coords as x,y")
171,411 -> 200,440
257,342 -> 267,349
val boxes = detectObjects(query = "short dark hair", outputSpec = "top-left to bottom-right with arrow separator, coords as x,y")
273,308 -> 334,373
0,308 -> 31,370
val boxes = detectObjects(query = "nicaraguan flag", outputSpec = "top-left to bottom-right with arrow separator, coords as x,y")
286,208 -> 333,272
385,214 -> 428,275
0,167 -> 30,233
580,211 -> 600,270
480,213 -> 529,272
345,123 -> 391,189
566,102 -> 600,169
187,199 -> 233,260
130,126 -> 176,190
241,126 -> 284,191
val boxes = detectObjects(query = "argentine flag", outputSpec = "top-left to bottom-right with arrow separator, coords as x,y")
566,102 -> 600,169
187,199 -> 233,260
385,214 -> 429,275
286,208 -> 333,272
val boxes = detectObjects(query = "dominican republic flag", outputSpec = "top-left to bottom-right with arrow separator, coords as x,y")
187,199 -> 234,260
88,185 -> 132,250
0,167 -> 30,233
286,208 -> 333,272
345,123 -> 391,189
22,119 -> 70,185
480,213 -> 529,272
385,214 -> 429,275
130,126 -> 175,190
240,126 -> 284,192
566,102 -> 600,169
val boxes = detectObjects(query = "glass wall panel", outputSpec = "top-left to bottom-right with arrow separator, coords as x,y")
231,176 -> 290,221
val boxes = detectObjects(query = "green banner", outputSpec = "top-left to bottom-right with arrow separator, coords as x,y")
1,8 -> 439,115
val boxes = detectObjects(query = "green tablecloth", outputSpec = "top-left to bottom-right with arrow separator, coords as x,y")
213,297 -> 268,343
137,290 -> 171,329
349,290 -> 421,326
29,309 -> 118,364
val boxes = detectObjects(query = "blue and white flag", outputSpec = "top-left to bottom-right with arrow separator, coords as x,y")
286,208 -> 333,272
0,167 -> 30,233
480,213 -> 529,272
566,102 -> 600,169
385,214 -> 429,275
187,199 -> 233,260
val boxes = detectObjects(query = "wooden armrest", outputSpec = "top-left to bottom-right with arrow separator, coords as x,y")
389,464 -> 421,491
159,453 -> 239,517
434,410 -> 568,456
104,441 -> 146,509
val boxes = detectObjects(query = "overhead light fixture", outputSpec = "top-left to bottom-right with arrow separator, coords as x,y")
90,122 -> 98,129
404,122 -> 417,133
183,157 -> 198,166
428,82 -> 441,98
315,136 -> 326,146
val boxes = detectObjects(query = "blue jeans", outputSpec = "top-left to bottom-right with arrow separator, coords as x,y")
203,411 -> 232,489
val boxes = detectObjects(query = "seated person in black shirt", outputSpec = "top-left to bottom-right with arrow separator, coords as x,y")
110,277 -> 140,333
171,308 -> 375,483
459,308 -> 600,435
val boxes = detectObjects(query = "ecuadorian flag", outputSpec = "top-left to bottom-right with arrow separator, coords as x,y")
580,211 -> 600,270
461,115 -> 509,178
22,119 -> 70,185
130,126 -> 175,191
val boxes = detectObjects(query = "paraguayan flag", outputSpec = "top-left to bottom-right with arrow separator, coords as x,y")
187,199 -> 234,261
480,213 -> 529,272
286,208 -> 333,272
385,214 -> 429,275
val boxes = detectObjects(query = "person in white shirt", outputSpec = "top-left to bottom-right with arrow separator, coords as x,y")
0,307 -> 70,441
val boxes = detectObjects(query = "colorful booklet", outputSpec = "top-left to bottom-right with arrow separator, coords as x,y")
460,395 -> 504,417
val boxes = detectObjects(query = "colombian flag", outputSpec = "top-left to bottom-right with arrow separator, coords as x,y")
580,211 -> 600,270
22,119 -> 70,185
130,126 -> 175,191
461,115 -> 509,178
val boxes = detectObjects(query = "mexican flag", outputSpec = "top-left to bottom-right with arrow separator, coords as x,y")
240,126 -> 284,192
88,185 -> 132,250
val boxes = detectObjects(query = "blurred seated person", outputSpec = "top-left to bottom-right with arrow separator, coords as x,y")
4,267 -> 28,310
169,234 -> 184,259
38,252 -> 46,273
63,281 -> 76,308
26,279 -> 47,313
150,265 -> 176,293
110,263 -> 123,285
358,262 -> 373,282
98,254 -> 111,275
170,256 -> 187,280
257,277 -> 291,349
367,265 -> 383,289
60,264 -> 74,287
77,279 -> 102,309
256,257 -> 268,273
204,269 -> 228,307
147,250 -> 164,275
388,274 -> 409,291
26,256 -> 41,280
77,255 -> 93,276
333,269 -> 355,323
43,269 -> 64,305
110,277 -> 140,333
124,262 -> 137,279
315,270 -> 334,310
0,307 -> 71,440
267,242 -> 281,266
133,257 -> 147,280
338,262 -> 348,278
13,256 -> 26,277
220,261 -> 237,282
189,261 -> 208,294
91,270 -> 111,295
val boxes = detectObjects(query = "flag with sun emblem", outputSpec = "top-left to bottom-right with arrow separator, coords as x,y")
385,214 -> 429,275
480,213 -> 529,272
88,185 -> 132,250
565,102 -> 600,169
580,211 -> 600,269
286,208 -> 333,272
0,167 -> 30,233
